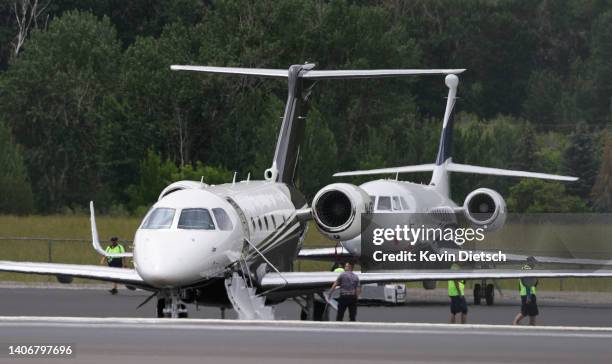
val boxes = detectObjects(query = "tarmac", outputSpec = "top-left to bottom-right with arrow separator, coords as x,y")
1,283 -> 611,326
1,317 -> 611,364
0,284 -> 611,363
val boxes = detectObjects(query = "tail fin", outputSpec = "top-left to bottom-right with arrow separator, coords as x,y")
430,74 -> 459,195
333,74 -> 577,192
171,64 -> 465,186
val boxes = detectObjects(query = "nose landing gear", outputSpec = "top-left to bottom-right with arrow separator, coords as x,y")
157,290 -> 188,318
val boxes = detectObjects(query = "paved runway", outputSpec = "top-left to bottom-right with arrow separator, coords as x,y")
1,317 -> 611,364
1,287 -> 612,363
1,286 -> 612,326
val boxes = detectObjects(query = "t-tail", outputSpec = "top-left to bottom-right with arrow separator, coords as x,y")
333,72 -> 578,195
171,64 -> 466,186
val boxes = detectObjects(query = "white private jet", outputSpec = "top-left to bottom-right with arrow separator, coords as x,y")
1,64 -> 611,319
298,73 -> 612,306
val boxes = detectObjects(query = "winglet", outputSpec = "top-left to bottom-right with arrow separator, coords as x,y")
90,201 -> 133,258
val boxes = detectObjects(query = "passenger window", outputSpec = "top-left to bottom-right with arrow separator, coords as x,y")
258,217 -> 262,230
392,196 -> 402,211
377,196 -> 391,211
400,197 -> 410,210
264,216 -> 269,230
142,208 -> 175,229
178,208 -> 215,230
271,215 -> 277,228
213,208 -> 233,231
251,218 -> 256,230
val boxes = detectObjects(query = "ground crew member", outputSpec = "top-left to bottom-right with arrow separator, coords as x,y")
513,264 -> 539,325
99,237 -> 125,295
448,263 -> 467,324
329,261 -> 361,321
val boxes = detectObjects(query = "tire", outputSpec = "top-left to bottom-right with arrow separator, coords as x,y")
485,284 -> 495,306
473,284 -> 482,305
313,300 -> 329,321
156,298 -> 165,318
178,304 -> 188,318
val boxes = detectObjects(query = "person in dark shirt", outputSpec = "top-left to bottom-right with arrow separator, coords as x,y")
329,262 -> 361,321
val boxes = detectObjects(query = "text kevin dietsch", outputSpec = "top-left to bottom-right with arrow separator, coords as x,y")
369,225 -> 507,264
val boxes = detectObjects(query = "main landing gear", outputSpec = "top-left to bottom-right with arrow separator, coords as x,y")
473,280 -> 495,305
297,294 -> 329,321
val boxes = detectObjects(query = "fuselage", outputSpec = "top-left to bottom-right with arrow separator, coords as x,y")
342,179 -> 457,257
133,180 -> 305,289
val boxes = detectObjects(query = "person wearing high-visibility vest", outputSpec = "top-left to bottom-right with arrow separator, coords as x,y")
448,263 -> 468,324
513,264 -> 539,325
99,237 -> 125,295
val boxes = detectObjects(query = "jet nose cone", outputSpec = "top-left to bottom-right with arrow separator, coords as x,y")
134,232 -> 191,288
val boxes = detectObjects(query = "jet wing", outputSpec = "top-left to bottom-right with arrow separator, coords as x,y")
260,269 -> 612,291
0,261 -> 150,289
441,248 -> 612,267
297,247 -> 353,261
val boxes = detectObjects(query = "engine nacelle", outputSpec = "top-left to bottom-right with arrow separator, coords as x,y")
463,188 -> 507,231
311,183 -> 372,241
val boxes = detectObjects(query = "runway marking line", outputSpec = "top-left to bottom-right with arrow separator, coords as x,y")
1,316 -> 612,339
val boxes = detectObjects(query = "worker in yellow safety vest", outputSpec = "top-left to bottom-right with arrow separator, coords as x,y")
448,263 -> 467,324
332,262 -> 345,273
99,237 -> 125,295
513,264 -> 539,325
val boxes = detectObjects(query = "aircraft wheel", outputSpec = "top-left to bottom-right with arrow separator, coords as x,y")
313,300 -> 329,321
156,298 -> 165,318
178,304 -> 188,318
485,284 -> 495,306
473,284 -> 482,305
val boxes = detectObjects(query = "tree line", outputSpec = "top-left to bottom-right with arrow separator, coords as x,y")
0,0 -> 610,215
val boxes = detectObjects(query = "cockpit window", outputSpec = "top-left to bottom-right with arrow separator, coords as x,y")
400,196 -> 409,210
178,208 -> 215,230
377,196 -> 392,211
142,208 -> 175,229
212,208 -> 233,231
392,196 -> 402,211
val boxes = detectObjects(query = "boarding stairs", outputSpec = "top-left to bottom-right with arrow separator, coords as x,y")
224,271 -> 275,320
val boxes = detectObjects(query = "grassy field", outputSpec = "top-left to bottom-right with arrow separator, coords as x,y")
0,214 -> 611,291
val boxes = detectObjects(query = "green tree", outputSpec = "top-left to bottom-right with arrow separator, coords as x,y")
174,162 -> 233,185
507,179 -> 588,213
562,122 -> 598,200
299,106 -> 339,198
591,131 -> 612,212
0,11 -> 121,211
126,150 -> 177,212
0,120 -> 34,214
512,122 -> 538,171
522,71 -> 564,125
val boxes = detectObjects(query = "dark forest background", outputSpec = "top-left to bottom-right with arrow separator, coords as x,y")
0,0 -> 611,215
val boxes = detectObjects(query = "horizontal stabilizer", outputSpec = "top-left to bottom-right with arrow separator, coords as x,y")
171,65 -> 466,79
446,163 -> 578,181
302,69 -> 466,79
333,162 -> 577,181
170,65 -> 289,78
333,164 -> 436,177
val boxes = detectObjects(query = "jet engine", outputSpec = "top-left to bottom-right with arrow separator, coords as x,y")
462,188 -> 506,231
311,183 -> 372,241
